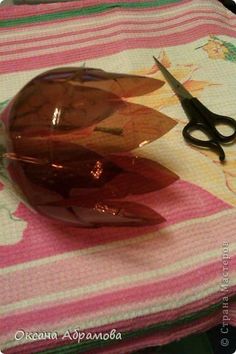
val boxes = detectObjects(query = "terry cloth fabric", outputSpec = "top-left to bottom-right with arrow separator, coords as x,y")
1,0 -> 236,353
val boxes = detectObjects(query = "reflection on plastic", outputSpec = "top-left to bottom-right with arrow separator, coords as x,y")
0,67 -> 178,227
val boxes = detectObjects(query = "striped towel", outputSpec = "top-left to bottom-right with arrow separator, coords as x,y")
1,0 -> 236,353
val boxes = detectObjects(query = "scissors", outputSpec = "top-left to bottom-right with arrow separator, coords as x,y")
153,56 -> 236,161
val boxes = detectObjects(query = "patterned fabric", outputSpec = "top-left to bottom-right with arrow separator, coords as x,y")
1,0 -> 236,352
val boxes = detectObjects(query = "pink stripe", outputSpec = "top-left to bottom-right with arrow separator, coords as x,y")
230,303 -> 236,326
1,301 -> 225,353
0,0 -> 140,19
1,14 -> 234,56
0,179 -> 229,267
95,312 -> 222,354
3,311 -> 221,354
4,310 -> 222,353
1,24 -> 236,74
0,0 -> 191,21
0,8 -> 231,46
2,211 -> 235,305
0,0 -> 202,34
2,259 -> 236,335
97,291 -> 236,337
3,292 -> 236,354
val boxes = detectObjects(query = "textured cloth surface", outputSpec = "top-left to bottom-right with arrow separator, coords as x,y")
1,0 -> 236,353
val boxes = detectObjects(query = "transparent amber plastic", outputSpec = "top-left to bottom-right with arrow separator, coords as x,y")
0,68 -> 178,227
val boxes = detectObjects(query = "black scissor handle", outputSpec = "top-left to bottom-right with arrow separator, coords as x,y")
181,98 -> 236,161
182,122 -> 225,161
210,114 -> 236,142
181,97 -> 236,141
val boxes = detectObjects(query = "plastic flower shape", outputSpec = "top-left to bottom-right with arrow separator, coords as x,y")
0,67 -> 179,227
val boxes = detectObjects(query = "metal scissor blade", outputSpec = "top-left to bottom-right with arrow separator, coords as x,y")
153,56 -> 193,100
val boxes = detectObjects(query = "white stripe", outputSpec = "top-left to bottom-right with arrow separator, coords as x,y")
71,279 -> 236,331
2,278 -> 236,348
1,17 -> 236,61
1,211 -> 236,313
2,244 -> 236,314
0,0 -> 225,40
1,36 -> 235,101
1,207 -> 235,275
1,10 -> 234,52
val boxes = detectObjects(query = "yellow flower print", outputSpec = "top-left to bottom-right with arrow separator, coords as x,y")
197,35 -> 236,63
202,38 -> 229,59
199,148 -> 236,197
132,51 -> 236,206
132,50 -> 217,112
